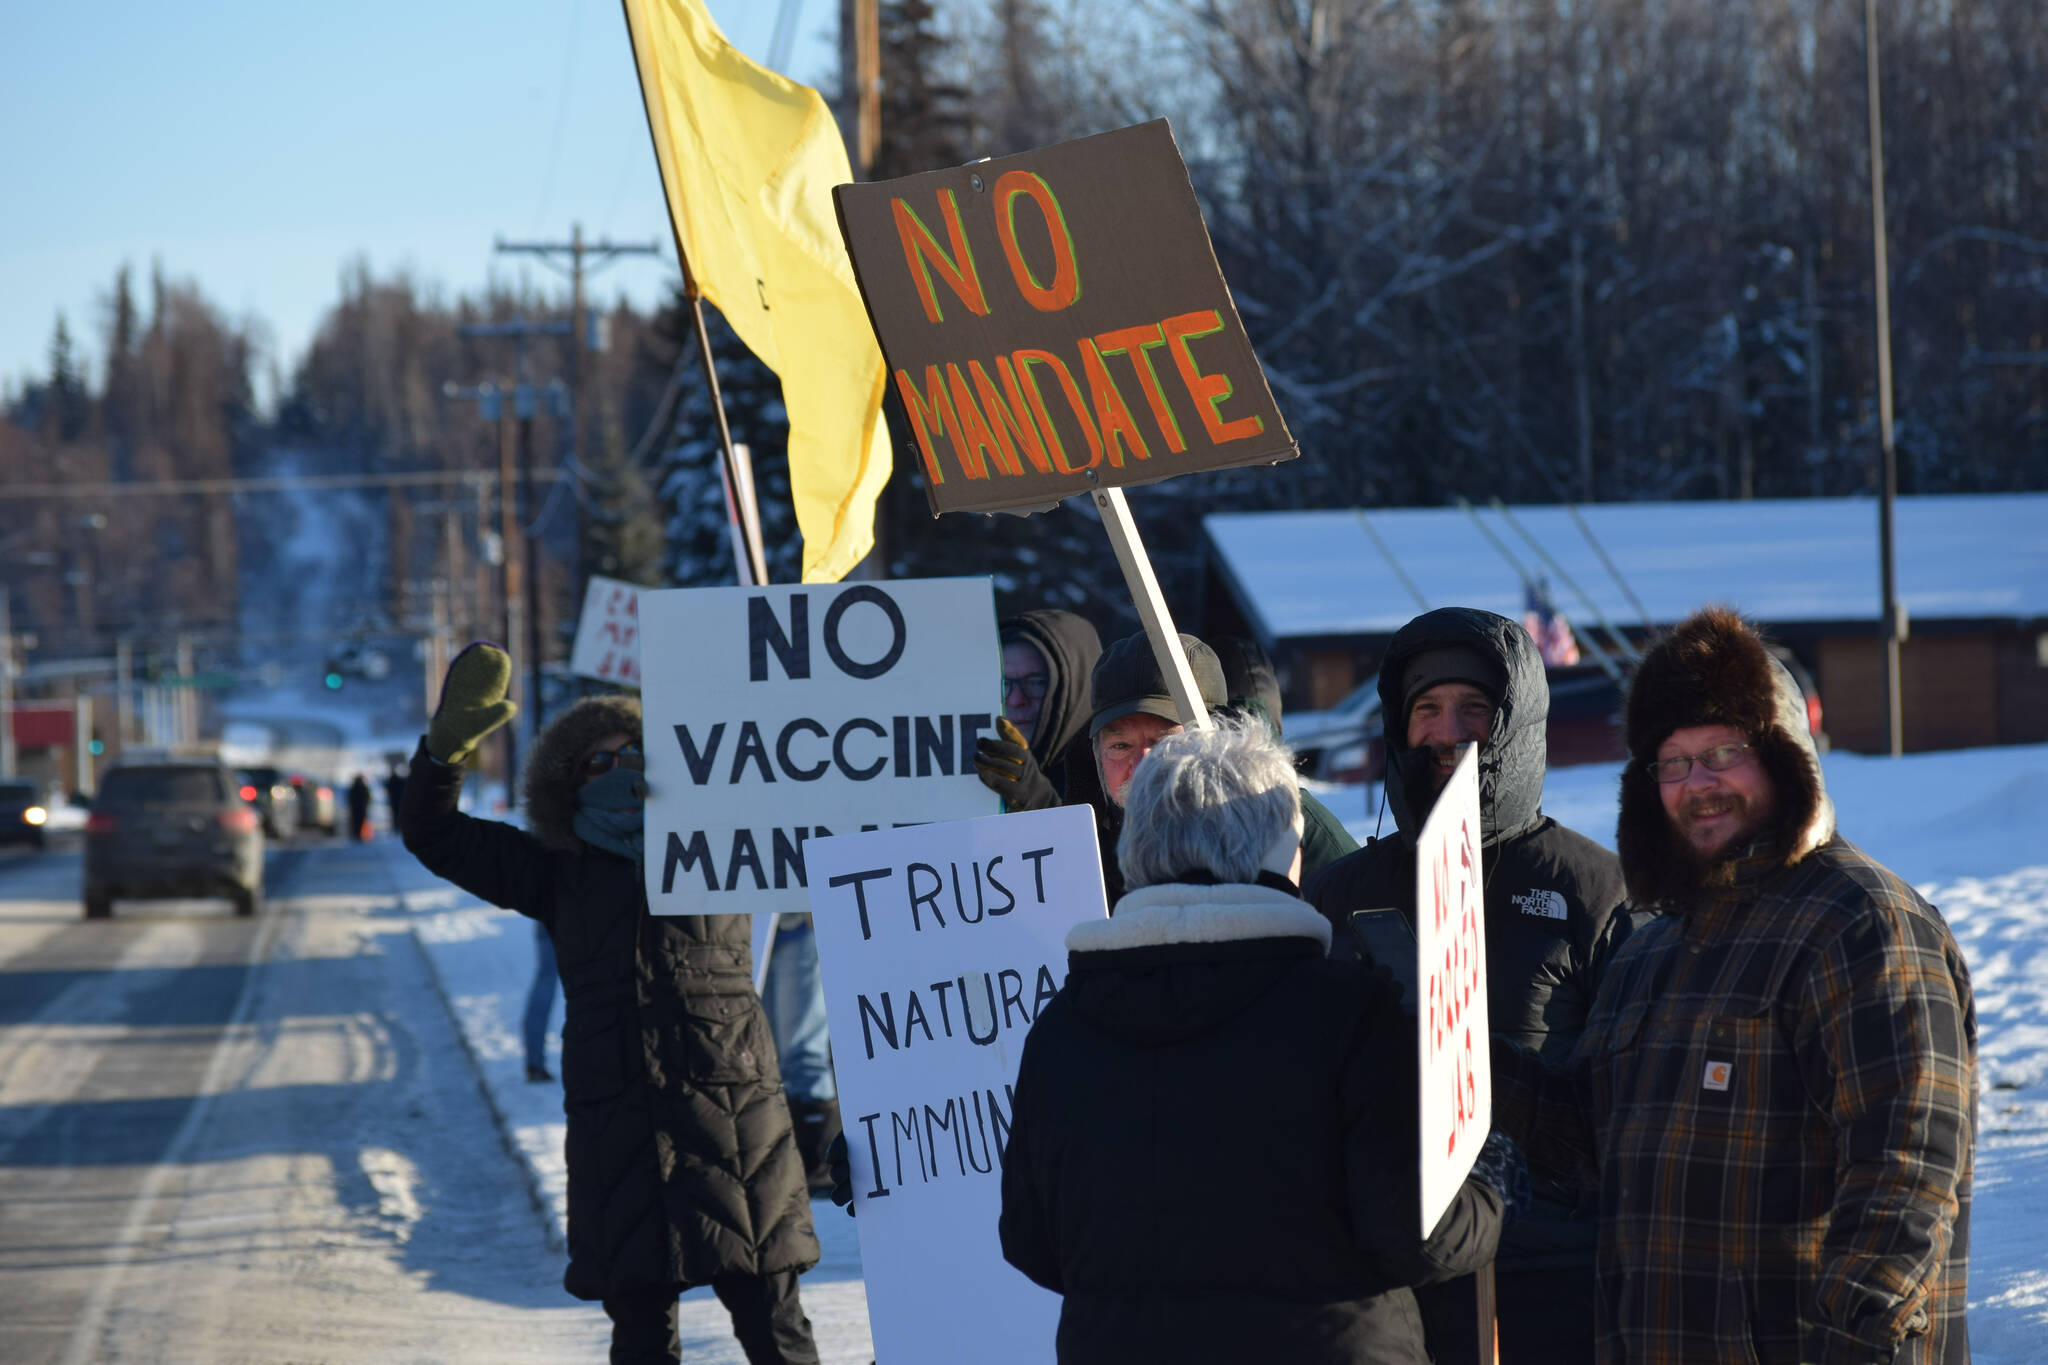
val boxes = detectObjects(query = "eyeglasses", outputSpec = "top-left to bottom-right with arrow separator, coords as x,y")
1645,742 -> 1754,784
1003,673 -> 1050,702
582,741 -> 644,777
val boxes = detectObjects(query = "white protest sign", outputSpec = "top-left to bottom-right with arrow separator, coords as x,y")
637,577 -> 1002,916
568,574 -> 642,685
807,804 -> 1105,1365
1417,743 -> 1490,1237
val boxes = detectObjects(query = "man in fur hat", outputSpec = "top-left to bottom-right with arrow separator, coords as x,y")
1493,606 -> 1976,1365
398,643 -> 822,1365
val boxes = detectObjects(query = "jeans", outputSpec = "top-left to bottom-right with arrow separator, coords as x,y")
760,915 -> 834,1102
523,921 -> 558,1073
602,1272 -> 820,1365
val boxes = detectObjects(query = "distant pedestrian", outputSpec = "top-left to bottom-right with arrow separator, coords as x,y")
1000,718 -> 1508,1364
382,759 -> 407,828
1494,607 -> 1976,1364
346,774 -> 372,842
399,644 -> 820,1365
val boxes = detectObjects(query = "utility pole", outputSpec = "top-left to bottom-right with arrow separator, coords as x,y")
1866,0 -> 1906,757
443,379 -> 526,793
493,226 -> 663,594
839,0 -> 880,176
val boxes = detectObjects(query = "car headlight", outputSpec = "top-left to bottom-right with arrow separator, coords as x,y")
23,806 -> 47,826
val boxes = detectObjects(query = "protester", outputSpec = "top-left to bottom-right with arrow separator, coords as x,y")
346,773 -> 372,842
998,718 -> 1509,1364
1211,634 -> 1360,887
398,644 -> 821,1365
1493,606 -> 1976,1365
1075,631 -> 1229,906
1305,607 -> 1631,1364
972,609 -> 1103,812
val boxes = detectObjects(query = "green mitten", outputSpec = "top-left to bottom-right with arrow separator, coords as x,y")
427,643 -> 519,765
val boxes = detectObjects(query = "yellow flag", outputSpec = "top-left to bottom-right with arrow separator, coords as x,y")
623,0 -> 891,583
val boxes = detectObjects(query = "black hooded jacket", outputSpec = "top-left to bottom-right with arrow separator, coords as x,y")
398,722 -> 817,1301
1304,607 -> 1630,1272
1000,882 -> 1502,1363
999,609 -> 1103,811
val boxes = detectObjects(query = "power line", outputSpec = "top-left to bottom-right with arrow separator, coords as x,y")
6,470 -> 495,499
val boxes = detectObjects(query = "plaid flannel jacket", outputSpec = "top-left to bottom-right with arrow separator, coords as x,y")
1497,836 -> 1976,1365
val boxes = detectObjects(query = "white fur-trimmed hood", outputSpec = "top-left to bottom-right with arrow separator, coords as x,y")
1066,882 -> 1333,954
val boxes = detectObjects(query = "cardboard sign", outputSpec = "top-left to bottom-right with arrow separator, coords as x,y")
834,120 -> 1295,516
806,804 -> 1107,1365
1416,744 -> 1490,1237
637,577 -> 1002,916
568,574 -> 643,685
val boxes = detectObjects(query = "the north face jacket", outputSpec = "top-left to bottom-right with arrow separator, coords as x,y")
1304,607 -> 1632,1276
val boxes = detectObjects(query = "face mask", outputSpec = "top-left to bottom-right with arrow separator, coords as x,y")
572,767 -> 646,862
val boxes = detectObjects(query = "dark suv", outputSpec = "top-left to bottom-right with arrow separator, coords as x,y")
0,779 -> 50,849
84,762 -> 264,919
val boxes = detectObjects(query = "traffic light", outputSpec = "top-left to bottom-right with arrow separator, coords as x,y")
323,662 -> 345,690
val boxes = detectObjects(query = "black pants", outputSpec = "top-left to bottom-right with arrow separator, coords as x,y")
1419,1264 -> 1595,1365
602,1271 -> 820,1365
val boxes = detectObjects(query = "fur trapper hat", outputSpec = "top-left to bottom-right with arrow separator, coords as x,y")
523,694 -> 642,851
1616,606 -> 1835,905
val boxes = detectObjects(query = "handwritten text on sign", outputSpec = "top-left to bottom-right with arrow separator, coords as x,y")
834,120 -> 1295,516
1416,743 -> 1490,1237
636,577 -> 1001,916
808,805 -> 1106,1365
568,574 -> 642,685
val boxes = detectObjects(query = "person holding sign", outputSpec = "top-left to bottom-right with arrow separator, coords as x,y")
1304,607 -> 1632,1365
1493,608 -> 1975,1365
999,719 -> 1506,1364
397,645 -> 823,1365
971,608 -> 1104,813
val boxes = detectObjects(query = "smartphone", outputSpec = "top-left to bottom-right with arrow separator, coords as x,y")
1347,908 -> 1418,1014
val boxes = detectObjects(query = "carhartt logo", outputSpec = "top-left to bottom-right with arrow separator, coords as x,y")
1703,1060 -> 1733,1091
1511,888 -> 1568,920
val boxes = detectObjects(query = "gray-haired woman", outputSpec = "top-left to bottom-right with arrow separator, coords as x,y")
998,718 -> 1506,1364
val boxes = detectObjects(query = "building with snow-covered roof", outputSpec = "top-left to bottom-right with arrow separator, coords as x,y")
1202,493 -> 2048,755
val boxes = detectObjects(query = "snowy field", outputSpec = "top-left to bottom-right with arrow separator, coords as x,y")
395,741 -> 2048,1363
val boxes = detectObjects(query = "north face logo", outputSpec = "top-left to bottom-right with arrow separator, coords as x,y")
1512,889 -> 1568,920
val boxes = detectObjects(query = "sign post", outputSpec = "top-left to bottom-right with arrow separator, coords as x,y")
833,120 -> 1295,726
636,576 -> 1002,917
806,804 -> 1108,1365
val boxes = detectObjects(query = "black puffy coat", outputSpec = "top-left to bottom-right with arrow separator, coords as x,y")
999,882 -> 1503,1364
1304,607 -> 1631,1277
398,742 -> 818,1300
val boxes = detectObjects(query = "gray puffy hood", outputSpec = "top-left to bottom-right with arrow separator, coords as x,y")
1378,607 -> 1548,847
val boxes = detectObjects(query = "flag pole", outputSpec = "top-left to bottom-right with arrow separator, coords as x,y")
621,0 -> 770,590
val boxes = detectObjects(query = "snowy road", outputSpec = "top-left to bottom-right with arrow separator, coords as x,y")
0,839 -> 608,1365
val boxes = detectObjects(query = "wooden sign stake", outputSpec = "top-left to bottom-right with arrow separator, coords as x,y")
1091,486 -> 1211,730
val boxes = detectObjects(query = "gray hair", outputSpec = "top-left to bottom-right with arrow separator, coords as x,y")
1117,717 -> 1302,889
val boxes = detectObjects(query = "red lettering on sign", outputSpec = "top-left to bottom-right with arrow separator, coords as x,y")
946,363 -> 1021,477
1078,338 -> 1150,467
1094,323 -> 1186,454
973,359 -> 1053,475
892,191 -> 990,325
1162,309 -> 1266,445
993,171 -> 1080,313
1012,348 -> 1103,474
895,365 -> 964,485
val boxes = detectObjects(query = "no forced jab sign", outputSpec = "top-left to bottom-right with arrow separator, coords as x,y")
835,120 -> 1295,516
807,804 -> 1107,1365
1417,744 -> 1490,1236
637,577 -> 1002,916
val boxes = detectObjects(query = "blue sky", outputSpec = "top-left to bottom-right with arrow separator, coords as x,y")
0,0 -> 839,404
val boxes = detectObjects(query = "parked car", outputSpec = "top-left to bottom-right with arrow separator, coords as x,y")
0,779 -> 50,849
235,766 -> 299,839
288,773 -> 338,835
83,762 -> 264,919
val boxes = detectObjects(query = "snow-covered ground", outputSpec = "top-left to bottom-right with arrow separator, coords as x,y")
393,742 -> 2048,1362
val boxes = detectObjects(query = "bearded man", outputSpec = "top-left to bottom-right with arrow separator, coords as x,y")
1493,606 -> 1976,1365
